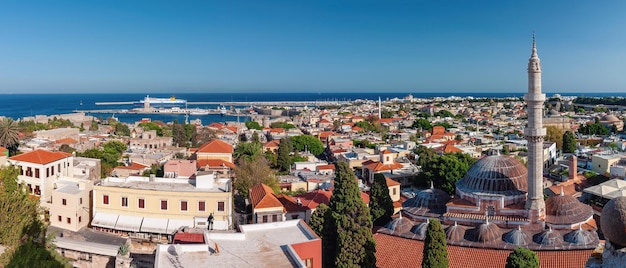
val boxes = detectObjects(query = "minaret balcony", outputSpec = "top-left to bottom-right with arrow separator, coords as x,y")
524,128 -> 546,137
523,93 -> 545,102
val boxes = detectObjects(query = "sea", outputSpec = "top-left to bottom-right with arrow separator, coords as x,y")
1,92 -> 624,124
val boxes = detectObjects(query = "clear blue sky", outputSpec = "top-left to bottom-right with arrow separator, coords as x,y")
1,0 -> 625,94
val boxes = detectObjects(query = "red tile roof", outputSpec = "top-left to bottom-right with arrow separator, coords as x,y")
196,139 -> 233,154
276,194 -> 308,212
316,164 -> 335,171
385,178 -> 401,187
115,162 -> 149,170
249,184 -> 284,210
55,137 -> 78,144
164,159 -> 198,177
295,189 -> 370,210
197,159 -> 235,169
173,232 -> 205,244
9,149 -> 72,165
374,232 -> 594,268
364,161 -> 404,172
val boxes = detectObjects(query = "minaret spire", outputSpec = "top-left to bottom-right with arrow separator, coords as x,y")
524,33 -> 546,223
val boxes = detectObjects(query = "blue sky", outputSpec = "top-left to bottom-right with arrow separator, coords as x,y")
1,1 -> 625,94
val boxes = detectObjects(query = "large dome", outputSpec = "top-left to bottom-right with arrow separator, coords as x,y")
456,155 -> 528,196
403,185 -> 450,212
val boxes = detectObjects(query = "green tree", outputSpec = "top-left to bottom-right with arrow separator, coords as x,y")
0,166 -> 69,267
0,118 -> 20,156
326,161 -> 376,267
422,218 -> 448,268
416,152 -> 475,194
138,122 -> 163,136
290,135 -> 325,155
505,247 -> 539,268
562,131 -> 577,154
277,138 -> 293,172
369,173 -> 394,226
434,109 -> 454,118
245,121 -> 263,130
309,203 -> 328,239
411,118 -> 432,131
89,119 -> 98,131
234,142 -> 262,163
251,132 -> 260,143
545,126 -> 564,150
270,122 -> 296,129
113,123 -> 131,137
233,155 -> 278,198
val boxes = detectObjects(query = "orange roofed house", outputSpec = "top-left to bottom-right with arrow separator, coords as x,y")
9,149 -> 75,201
192,139 -> 235,176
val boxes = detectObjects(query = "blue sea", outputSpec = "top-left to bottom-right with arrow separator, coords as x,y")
1,92 -> 624,124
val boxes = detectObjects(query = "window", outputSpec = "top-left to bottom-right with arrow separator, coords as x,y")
58,215 -> 62,222
121,197 -> 128,207
291,214 -> 299,219
79,198 -> 82,205
67,217 -> 71,224
272,215 -> 278,222
180,201 -> 188,211
198,201 -> 206,212
305,258 -> 313,268
138,198 -> 145,209
79,216 -> 82,223
161,200 -> 168,210
35,168 -> 40,178
58,164 -> 61,173
103,195 -> 109,205
217,201 -> 225,212
62,199 -> 67,206
262,215 -> 268,223
46,167 -> 49,177
393,188 -> 397,196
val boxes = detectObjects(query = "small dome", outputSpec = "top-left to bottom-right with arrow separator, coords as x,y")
533,228 -> 564,246
445,222 -> 466,242
564,227 -> 598,245
545,194 -> 593,225
410,220 -> 429,239
403,185 -> 450,213
601,196 -> 626,247
466,222 -> 501,243
503,226 -> 530,246
384,217 -> 412,234
549,109 -> 560,116
456,155 -> 528,196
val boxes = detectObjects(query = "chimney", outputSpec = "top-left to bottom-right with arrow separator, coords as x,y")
569,155 -> 578,181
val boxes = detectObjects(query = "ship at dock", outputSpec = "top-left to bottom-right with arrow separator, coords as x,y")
136,95 -> 186,108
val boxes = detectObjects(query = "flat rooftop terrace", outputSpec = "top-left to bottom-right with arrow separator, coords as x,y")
155,220 -> 319,268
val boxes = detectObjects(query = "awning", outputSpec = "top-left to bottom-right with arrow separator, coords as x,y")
166,218 -> 195,233
91,212 -> 119,229
115,215 -> 143,232
141,217 -> 169,234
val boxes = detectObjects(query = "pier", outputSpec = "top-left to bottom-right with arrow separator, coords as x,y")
95,100 -> 349,107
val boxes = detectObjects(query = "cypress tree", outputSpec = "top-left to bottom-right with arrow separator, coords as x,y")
309,203 -> 328,239
422,218 -> 448,268
328,161 -> 376,268
562,131 -> 577,154
277,137 -> 293,172
369,173 -> 394,226
505,247 -> 539,268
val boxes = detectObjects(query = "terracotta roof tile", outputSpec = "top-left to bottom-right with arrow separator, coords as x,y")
115,162 -> 149,170
55,137 -> 78,144
249,184 -> 284,210
197,159 -> 235,169
374,232 -> 594,268
386,178 -> 401,187
9,149 -> 72,165
196,139 -> 233,154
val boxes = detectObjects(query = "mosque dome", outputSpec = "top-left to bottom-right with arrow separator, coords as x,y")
548,109 -> 560,116
403,184 -> 450,213
445,222 -> 466,242
503,226 -> 530,246
564,227 -> 598,245
466,221 -> 501,243
545,194 -> 593,225
384,216 -> 412,235
410,220 -> 429,239
601,196 -> 626,247
456,155 -> 528,196
532,228 -> 564,246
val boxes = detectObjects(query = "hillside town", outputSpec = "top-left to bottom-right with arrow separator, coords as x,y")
3,41 -> 626,268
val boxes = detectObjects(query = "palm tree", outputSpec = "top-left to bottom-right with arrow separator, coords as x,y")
0,118 -> 20,155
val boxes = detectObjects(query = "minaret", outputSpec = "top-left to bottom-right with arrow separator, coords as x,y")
378,97 -> 382,119
524,33 -> 546,222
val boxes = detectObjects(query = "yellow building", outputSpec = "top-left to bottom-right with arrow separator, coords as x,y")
592,154 -> 622,175
92,173 -> 232,242
49,180 -> 93,232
